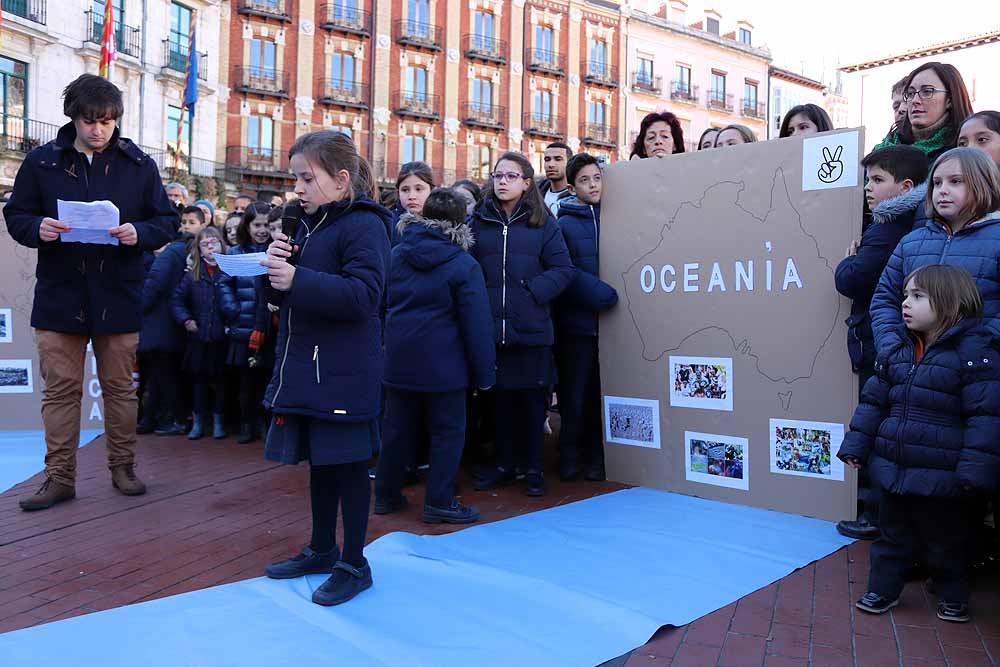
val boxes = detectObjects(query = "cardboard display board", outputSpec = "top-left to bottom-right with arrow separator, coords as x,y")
0,210 -> 104,431
599,129 -> 863,522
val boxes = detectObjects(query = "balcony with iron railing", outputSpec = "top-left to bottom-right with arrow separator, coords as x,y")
632,73 -> 662,95
233,67 -> 290,98
463,102 -> 505,129
317,79 -> 369,108
225,145 -> 293,179
2,0 -> 46,25
83,11 -> 142,59
0,115 -> 59,153
581,123 -> 616,148
670,82 -> 699,103
140,145 -> 227,180
707,91 -> 735,113
394,90 -> 440,120
462,34 -> 507,64
526,49 -> 564,76
741,100 -> 767,120
583,61 -> 617,88
522,112 -> 563,139
236,0 -> 292,22
162,40 -> 208,80
318,3 -> 371,36
393,20 -> 442,50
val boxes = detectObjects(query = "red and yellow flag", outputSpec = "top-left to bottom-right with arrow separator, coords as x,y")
98,2 -> 117,78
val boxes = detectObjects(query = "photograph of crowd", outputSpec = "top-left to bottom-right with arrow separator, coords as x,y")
684,431 -> 749,491
0,308 -> 10,343
0,359 -> 32,393
669,356 -> 733,411
604,396 -> 660,449
769,419 -> 845,481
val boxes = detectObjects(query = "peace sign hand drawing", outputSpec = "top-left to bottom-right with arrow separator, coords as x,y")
817,146 -> 844,184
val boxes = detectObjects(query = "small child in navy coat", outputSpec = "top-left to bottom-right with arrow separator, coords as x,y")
375,188 -> 495,524
839,265 -> 1000,623
554,153 -> 619,482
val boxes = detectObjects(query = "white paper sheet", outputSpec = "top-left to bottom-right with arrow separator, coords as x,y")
57,199 -> 120,245
801,130 -> 860,191
215,252 -> 269,277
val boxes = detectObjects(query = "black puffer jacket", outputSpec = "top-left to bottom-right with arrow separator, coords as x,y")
839,320 -> 1000,497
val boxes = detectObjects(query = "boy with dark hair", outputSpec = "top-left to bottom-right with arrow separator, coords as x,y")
540,141 -> 574,216
375,188 -> 495,524
180,205 -> 208,236
554,153 -> 618,481
4,73 -> 178,510
833,143 -> 929,539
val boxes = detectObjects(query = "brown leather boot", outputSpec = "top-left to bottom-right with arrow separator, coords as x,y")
19,478 -> 76,511
111,464 -> 147,496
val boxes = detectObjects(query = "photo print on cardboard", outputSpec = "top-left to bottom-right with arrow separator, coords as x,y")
0,308 -> 11,343
685,431 -> 749,491
669,356 -> 733,411
604,396 -> 661,449
769,418 -> 845,481
0,359 -> 32,393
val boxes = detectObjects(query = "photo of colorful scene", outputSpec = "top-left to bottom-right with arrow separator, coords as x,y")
673,362 -> 728,401
773,426 -> 833,476
608,402 -> 657,445
689,438 -> 745,481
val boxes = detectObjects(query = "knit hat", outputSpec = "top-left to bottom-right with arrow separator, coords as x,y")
194,199 -> 216,218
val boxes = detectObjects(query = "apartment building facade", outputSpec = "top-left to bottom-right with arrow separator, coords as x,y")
221,0 -> 624,196
624,0 -> 770,152
767,66 -> 826,139
0,0 -> 224,198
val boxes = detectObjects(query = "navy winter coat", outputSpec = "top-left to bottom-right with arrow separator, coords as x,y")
3,123 -> 178,335
554,197 -> 619,337
225,243 -> 270,342
870,211 -> 1000,357
835,183 -> 925,370
469,196 -> 574,348
263,196 -> 391,422
384,213 -> 496,391
170,261 -> 239,343
139,238 -> 189,352
838,321 -> 1000,497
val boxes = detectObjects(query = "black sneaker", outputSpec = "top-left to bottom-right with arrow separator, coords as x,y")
423,500 -> 480,524
265,546 -> 338,580
373,494 -> 408,515
524,471 -> 546,497
136,419 -> 155,435
473,466 -> 517,491
585,463 -> 606,482
837,518 -> 880,540
559,463 -> 580,481
855,591 -> 899,614
154,421 -> 187,437
937,602 -> 970,623
312,560 -> 373,606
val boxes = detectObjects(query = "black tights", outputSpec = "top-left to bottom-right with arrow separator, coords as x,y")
309,461 -> 370,567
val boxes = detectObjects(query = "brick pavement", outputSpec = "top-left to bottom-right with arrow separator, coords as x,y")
0,433 -> 997,666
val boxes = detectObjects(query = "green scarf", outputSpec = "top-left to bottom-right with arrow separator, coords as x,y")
873,125 -> 952,157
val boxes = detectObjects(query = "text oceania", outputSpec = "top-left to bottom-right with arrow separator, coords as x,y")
638,258 -> 804,294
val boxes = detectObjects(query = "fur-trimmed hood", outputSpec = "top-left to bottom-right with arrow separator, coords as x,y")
872,181 -> 927,225
396,211 -> 474,270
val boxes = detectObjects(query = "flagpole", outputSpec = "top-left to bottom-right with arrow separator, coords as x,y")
175,11 -> 196,172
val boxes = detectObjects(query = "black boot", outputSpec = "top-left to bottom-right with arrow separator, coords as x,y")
237,422 -> 254,444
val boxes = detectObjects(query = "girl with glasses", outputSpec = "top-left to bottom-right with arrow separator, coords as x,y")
170,225 -> 238,440
468,151 -> 573,497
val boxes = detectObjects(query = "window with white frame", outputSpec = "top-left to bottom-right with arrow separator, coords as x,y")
403,134 -> 426,163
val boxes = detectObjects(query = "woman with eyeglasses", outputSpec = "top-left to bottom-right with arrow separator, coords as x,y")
469,151 -> 573,497
874,62 -> 974,165
170,225 -> 239,440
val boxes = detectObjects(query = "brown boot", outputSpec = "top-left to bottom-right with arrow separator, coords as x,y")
111,464 -> 147,496
19,478 -> 76,511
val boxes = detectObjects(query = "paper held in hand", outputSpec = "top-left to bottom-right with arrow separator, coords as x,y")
214,252 -> 269,277
57,199 -> 120,246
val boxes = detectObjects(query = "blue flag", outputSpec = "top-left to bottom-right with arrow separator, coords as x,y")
184,24 -> 198,121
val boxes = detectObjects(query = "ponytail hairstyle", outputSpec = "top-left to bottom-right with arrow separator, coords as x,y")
897,62 -> 974,146
483,151 -> 549,228
190,225 -> 226,282
288,130 -> 375,205
235,201 -> 272,249
903,264 -> 982,345
396,161 -> 435,189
